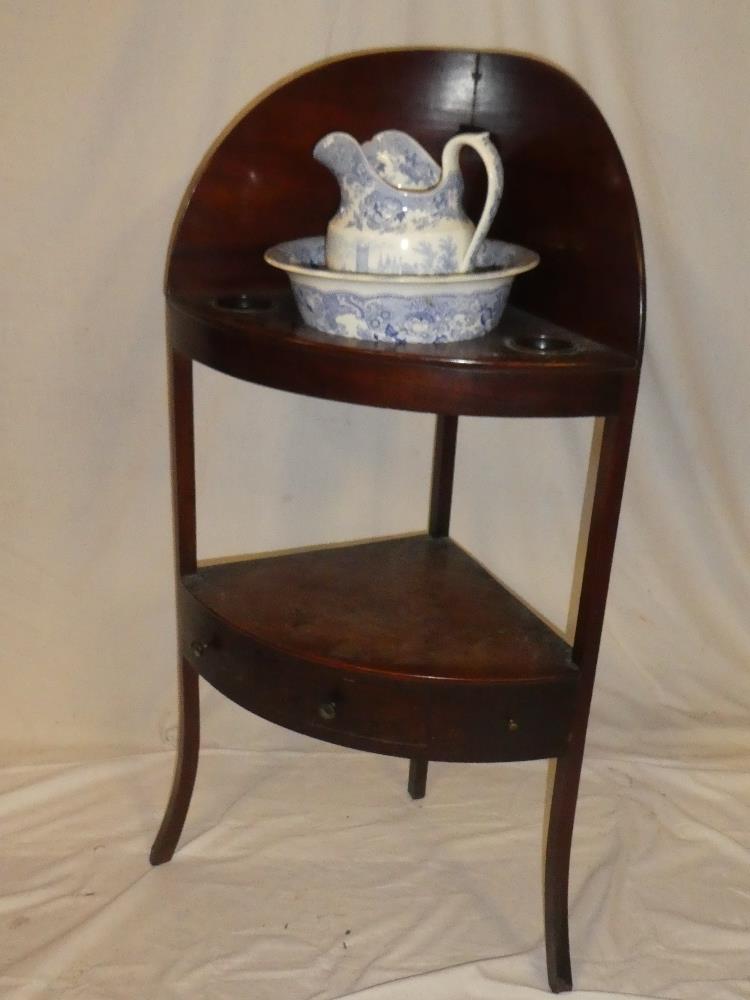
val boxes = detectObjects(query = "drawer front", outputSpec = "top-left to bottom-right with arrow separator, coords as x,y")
179,585 -> 578,762
426,680 -> 576,761
179,588 -> 429,757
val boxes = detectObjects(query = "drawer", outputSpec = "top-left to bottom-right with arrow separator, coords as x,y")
179,583 -> 577,762
425,680 -> 576,762
179,587 -> 429,757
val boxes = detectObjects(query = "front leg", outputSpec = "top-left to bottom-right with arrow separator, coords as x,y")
544,750 -> 582,991
150,658 -> 200,865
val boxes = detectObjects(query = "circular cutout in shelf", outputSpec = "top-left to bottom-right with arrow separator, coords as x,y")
213,293 -> 276,313
505,332 -> 579,356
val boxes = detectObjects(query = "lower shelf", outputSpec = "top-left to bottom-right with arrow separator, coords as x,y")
178,534 -> 579,762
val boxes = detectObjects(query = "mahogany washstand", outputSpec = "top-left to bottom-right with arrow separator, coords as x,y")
150,50 -> 645,993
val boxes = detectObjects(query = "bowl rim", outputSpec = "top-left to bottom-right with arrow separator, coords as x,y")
264,236 -> 539,284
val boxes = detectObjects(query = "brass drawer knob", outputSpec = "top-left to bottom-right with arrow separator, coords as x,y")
507,718 -> 520,733
190,639 -> 209,659
318,700 -> 337,721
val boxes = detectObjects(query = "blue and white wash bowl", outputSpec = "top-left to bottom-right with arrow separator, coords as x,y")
264,236 -> 539,345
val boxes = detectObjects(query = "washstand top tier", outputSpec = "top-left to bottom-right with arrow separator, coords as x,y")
165,49 -> 645,416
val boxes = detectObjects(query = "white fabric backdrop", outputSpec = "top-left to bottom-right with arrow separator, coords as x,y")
1,1 -> 749,997
2,0 -> 748,760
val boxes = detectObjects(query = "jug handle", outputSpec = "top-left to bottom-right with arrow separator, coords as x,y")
443,132 -> 504,272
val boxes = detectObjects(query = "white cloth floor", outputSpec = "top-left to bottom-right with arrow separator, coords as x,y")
2,745 -> 750,999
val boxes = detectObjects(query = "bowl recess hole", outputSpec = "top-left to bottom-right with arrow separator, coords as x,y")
214,293 -> 275,312
506,332 -> 579,356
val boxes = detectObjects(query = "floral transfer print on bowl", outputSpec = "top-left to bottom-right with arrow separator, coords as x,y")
264,237 -> 539,345
292,286 -> 509,345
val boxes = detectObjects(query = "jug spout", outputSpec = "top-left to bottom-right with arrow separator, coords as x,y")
313,131 -> 370,186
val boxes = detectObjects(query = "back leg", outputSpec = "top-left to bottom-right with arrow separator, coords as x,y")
408,758 -> 428,800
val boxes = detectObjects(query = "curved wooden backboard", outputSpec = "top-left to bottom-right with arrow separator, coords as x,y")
167,49 -> 644,358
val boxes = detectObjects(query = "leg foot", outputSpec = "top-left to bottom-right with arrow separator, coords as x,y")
544,751 -> 583,992
150,659 -> 200,865
408,758 -> 428,800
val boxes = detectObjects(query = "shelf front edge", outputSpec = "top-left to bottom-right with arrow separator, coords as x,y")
167,299 -> 632,417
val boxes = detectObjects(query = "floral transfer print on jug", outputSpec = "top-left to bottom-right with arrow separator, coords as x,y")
314,129 -> 503,275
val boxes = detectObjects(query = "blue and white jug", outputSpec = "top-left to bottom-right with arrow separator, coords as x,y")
313,129 -> 503,275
